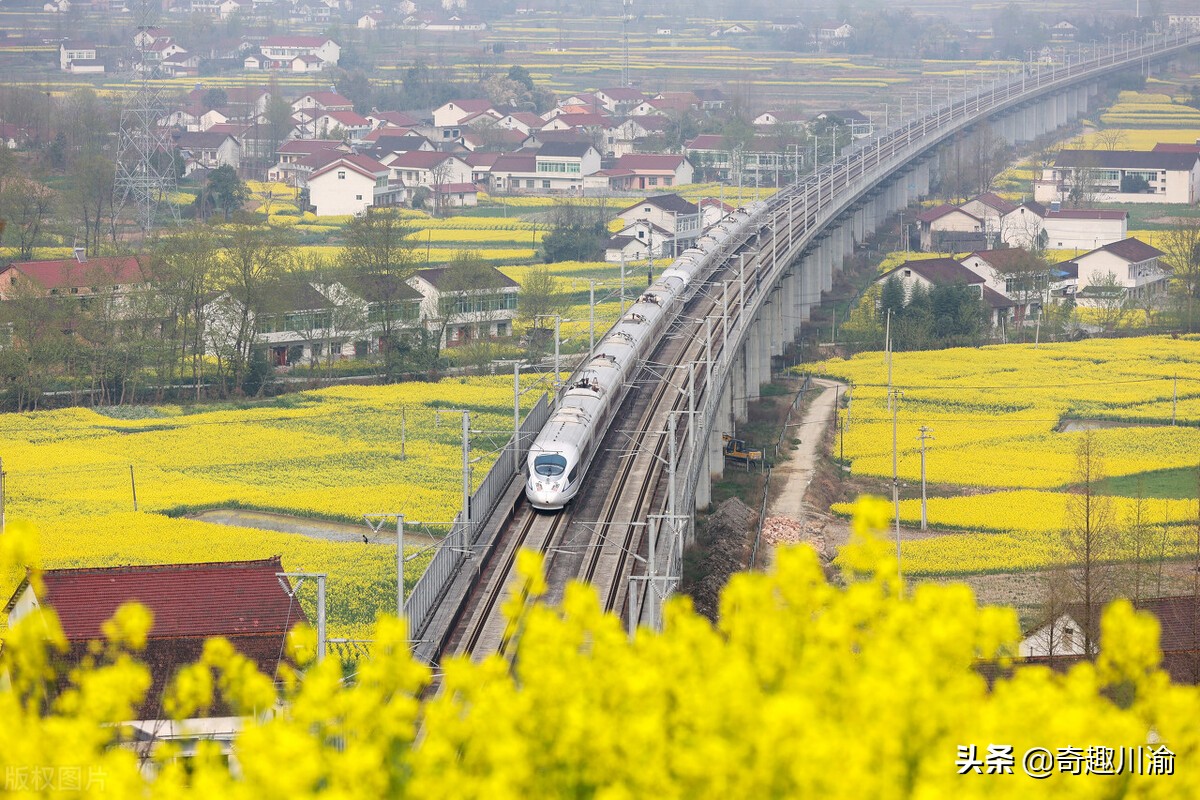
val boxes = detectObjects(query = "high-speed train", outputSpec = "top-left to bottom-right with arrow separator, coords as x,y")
525,200 -> 768,511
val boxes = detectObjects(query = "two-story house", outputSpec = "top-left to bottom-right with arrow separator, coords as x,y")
1068,238 -> 1169,304
407,266 -> 520,348
1036,149 -> 1200,205
614,194 -> 702,257
304,154 -> 401,216
174,131 -> 242,174
59,41 -> 104,74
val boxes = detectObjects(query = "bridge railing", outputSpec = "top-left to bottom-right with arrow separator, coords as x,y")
405,393 -> 551,640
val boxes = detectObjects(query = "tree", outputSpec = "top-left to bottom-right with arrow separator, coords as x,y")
69,154 -> 115,256
212,224 -> 293,395
517,265 -> 571,363
1159,217 -> 1200,332
337,208 -> 419,380
0,177 -> 55,259
1093,128 -> 1127,151
541,202 -> 608,263
432,250 -> 506,366
1084,270 -> 1129,332
147,227 -> 222,399
1060,430 -> 1119,657
989,249 -> 1049,334
197,165 -> 249,222
202,87 -> 228,111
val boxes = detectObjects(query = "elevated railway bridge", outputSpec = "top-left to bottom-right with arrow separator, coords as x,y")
397,33 -> 1200,666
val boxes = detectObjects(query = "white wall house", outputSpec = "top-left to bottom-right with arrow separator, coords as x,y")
59,42 -> 104,73
616,194 -> 702,254
914,204 -> 983,251
1071,237 -> 1168,303
253,36 -> 340,69
406,267 -> 520,348
1036,149 -> 1200,205
305,154 -> 400,216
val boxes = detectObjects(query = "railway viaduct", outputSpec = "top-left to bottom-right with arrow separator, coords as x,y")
404,32 -> 1200,664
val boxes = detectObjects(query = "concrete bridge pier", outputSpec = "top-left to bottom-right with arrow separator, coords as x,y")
731,346 -> 748,424
1056,91 -> 1068,128
709,379 -> 732,480
694,432 -> 711,509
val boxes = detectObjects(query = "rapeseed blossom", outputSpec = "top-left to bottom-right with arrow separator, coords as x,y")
3,499 -> 1198,797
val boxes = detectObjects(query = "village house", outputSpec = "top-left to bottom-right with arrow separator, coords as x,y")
1060,237 -> 1169,304
385,151 -> 473,188
174,131 -> 242,174
1021,595 -> 1200,684
1001,202 -> 1129,251
59,41 -> 104,74
594,87 -> 644,115
614,194 -> 702,256
489,143 -> 601,194
406,267 -> 520,348
915,204 -> 986,252
304,154 -> 401,216
0,252 -> 147,305
873,257 -> 1016,327
2,558 -> 305,762
247,36 -> 340,70
587,154 -> 695,192
291,91 -> 354,114
1035,149 -> 1200,205
267,139 -> 349,185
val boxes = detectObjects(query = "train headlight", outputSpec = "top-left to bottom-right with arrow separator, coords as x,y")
536,482 -> 543,490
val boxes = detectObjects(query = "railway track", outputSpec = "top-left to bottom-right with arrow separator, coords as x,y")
438,36 -> 1200,662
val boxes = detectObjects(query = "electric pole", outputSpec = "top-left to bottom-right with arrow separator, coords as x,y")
889,388 -> 904,569
917,426 -> 934,530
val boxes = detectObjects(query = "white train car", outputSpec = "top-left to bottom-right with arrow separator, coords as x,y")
525,205 -> 760,511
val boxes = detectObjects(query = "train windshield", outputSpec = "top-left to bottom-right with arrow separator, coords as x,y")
533,454 -> 568,477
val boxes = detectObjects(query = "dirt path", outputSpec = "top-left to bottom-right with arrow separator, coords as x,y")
189,509 -> 439,545
766,378 -> 845,522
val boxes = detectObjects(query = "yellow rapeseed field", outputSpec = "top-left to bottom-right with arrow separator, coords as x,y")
819,336 -> 1200,574
1,378 -> 541,635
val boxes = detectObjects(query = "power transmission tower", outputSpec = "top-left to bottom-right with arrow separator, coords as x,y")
114,0 -> 180,234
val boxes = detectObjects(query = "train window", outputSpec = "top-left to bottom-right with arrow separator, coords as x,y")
533,454 -> 567,477
567,466 -> 578,485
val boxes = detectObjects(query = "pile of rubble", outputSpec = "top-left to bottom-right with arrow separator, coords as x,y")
760,514 -> 835,571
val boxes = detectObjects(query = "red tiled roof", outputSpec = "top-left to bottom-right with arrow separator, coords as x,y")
371,110 -> 421,127
1098,237 -> 1164,262
613,154 -> 688,171
296,90 -> 352,107
880,258 -> 983,285
316,110 -> 370,127
915,203 -> 975,223
278,138 -> 345,155
491,153 -> 538,171
464,151 -> 503,168
969,192 -> 1017,214
550,112 -> 613,128
1,256 -> 144,290
388,150 -> 457,169
24,557 -> 303,641
686,134 -> 726,150
1153,142 -> 1200,154
310,153 -> 388,180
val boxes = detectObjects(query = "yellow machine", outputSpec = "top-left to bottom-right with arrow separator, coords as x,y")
722,434 -> 763,464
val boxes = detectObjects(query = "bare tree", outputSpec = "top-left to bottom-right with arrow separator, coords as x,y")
1093,128 -> 1128,152
1060,430 -> 1119,658
0,177 -> 55,259
337,208 -> 419,380
1084,271 -> 1129,332
517,265 -> 571,363
1159,217 -> 1200,332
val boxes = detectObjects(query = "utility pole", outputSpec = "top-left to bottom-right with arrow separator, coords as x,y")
889,388 -> 904,569
917,426 -> 934,530
885,308 -> 893,411
589,279 -> 596,353
513,363 -> 521,473
278,572 -> 327,662
400,405 -> 406,460
130,465 -> 138,511
364,513 -> 409,624
1173,374 -> 1178,425
620,256 -> 626,315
